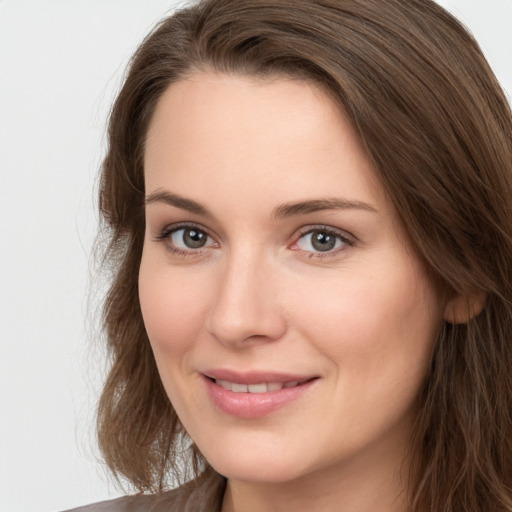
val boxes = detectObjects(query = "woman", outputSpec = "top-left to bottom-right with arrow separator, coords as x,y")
67,0 -> 512,510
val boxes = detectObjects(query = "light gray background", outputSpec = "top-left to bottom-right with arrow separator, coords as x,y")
0,1 -> 510,511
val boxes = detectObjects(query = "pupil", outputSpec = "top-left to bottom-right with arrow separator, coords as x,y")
312,231 -> 336,252
183,229 -> 206,249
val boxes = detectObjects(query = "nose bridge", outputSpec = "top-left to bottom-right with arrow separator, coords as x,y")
207,244 -> 286,346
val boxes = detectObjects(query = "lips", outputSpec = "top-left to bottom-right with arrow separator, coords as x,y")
202,369 -> 318,418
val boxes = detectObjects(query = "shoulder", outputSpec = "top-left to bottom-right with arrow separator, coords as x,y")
61,468 -> 226,512
60,492 -> 173,512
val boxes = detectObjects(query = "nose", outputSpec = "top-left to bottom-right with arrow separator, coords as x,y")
206,249 -> 287,347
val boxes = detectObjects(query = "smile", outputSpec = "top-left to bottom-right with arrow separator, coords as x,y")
202,371 -> 319,418
214,379 -> 308,393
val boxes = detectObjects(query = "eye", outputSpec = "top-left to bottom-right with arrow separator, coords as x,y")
154,224 -> 218,255
292,227 -> 353,256
170,227 -> 212,249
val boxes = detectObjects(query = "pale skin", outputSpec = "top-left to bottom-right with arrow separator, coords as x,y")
139,72 -> 468,512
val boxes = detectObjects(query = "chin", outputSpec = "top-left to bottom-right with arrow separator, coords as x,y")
212,459 -> 309,484
198,440 -> 316,484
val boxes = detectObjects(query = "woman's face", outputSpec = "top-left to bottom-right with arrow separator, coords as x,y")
139,73 -> 446,485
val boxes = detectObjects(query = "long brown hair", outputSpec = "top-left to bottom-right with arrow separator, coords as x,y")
96,1 -> 512,510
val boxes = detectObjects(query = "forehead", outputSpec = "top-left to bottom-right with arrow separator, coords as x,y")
144,72 -> 347,157
143,72 -> 388,212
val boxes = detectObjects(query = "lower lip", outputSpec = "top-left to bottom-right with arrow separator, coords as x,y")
203,377 -> 317,418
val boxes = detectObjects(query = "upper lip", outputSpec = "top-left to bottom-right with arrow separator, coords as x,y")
202,369 -> 318,385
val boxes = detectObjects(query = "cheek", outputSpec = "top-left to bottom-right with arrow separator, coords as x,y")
138,255 -> 211,358
287,265 -> 442,448
290,261 -> 442,378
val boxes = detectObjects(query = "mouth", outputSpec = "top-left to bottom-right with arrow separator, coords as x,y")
201,370 -> 319,418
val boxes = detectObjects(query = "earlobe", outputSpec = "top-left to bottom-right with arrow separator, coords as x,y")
443,292 -> 486,324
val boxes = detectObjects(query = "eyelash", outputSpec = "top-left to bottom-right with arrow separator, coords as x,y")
153,223 -> 355,259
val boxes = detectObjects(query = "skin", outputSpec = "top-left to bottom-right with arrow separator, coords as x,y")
139,73 -> 457,512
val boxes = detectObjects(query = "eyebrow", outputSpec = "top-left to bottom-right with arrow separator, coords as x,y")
272,198 -> 378,218
145,190 -> 212,216
144,190 -> 377,218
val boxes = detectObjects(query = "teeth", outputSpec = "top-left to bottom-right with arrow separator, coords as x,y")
248,383 -> 267,393
267,382 -> 284,391
217,379 -> 232,391
215,379 -> 302,393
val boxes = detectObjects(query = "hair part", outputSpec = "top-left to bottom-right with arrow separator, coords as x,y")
96,1 -> 512,510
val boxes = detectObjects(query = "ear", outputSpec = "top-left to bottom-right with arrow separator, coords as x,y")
443,291 -> 486,324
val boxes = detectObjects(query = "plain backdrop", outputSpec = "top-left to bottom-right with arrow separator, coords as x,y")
0,1 -> 510,511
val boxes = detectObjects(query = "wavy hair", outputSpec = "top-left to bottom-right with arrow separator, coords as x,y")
96,1 -> 512,510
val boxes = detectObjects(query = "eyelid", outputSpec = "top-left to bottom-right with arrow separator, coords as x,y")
293,224 -> 356,241
153,221 -> 210,239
